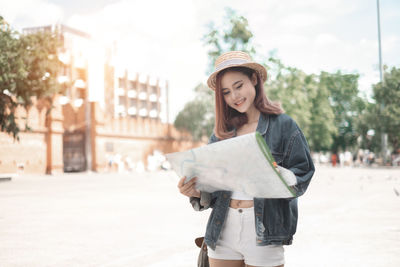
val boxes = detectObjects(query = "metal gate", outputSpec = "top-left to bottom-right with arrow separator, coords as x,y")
63,130 -> 87,172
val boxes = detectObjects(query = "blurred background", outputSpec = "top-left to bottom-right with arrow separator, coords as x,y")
1,0 -> 400,174
1,1 -> 400,266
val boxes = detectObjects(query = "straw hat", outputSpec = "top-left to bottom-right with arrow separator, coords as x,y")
207,51 -> 267,90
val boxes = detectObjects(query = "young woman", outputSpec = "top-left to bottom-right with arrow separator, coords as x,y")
178,51 -> 315,267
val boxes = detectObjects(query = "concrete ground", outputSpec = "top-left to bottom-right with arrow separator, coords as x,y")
0,166 -> 399,266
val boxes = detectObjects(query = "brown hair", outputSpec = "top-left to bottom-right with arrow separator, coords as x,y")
214,67 -> 283,140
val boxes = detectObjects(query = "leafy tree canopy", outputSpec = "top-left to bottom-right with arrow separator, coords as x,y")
0,16 -> 62,139
357,66 -> 400,153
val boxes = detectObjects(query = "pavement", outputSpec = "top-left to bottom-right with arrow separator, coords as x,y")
0,166 -> 399,266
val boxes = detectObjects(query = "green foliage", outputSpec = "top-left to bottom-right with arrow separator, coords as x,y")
174,84 -> 214,141
320,71 -> 365,152
0,16 -> 25,138
308,74 -> 337,151
355,102 -> 381,152
374,66 -> 400,151
268,63 -> 367,152
203,8 -> 256,74
266,59 -> 313,136
266,58 -> 337,151
0,16 -> 62,139
357,66 -> 400,153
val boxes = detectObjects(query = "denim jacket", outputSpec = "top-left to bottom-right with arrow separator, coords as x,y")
189,113 -> 315,250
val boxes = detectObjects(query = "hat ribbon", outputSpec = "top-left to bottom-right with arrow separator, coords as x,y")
215,58 -> 250,72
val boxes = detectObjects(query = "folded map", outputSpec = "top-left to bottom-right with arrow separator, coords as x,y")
166,132 -> 297,198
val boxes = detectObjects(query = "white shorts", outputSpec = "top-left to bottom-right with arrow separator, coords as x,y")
208,207 -> 285,267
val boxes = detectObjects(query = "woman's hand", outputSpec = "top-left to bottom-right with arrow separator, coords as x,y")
177,177 -> 201,198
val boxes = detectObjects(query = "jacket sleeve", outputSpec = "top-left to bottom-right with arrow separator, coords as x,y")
283,127 -> 315,198
189,133 -> 219,211
190,191 -> 215,211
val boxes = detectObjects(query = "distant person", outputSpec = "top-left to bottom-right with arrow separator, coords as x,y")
367,152 -> 375,165
339,152 -> 345,167
344,151 -> 353,166
355,149 -> 364,167
331,153 -> 337,167
177,51 -> 315,267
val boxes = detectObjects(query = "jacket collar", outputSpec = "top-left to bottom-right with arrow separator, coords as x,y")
256,113 -> 269,136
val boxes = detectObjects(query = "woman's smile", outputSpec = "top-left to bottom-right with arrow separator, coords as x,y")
220,71 -> 257,114
234,97 -> 246,107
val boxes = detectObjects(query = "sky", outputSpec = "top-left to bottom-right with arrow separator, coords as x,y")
1,0 -> 399,122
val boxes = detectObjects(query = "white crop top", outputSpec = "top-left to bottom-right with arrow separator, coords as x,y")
231,190 -> 253,200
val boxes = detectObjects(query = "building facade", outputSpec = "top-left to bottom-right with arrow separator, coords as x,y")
0,24 -> 198,174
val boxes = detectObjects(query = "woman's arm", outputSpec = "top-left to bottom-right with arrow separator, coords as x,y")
178,176 -> 214,211
283,128 -> 315,197
189,192 -> 215,211
186,133 -> 220,211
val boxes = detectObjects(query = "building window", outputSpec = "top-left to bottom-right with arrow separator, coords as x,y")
128,107 -> 137,116
129,81 -> 136,90
149,94 -> 157,102
76,68 -> 86,80
139,108 -> 147,117
130,99 -> 137,107
149,109 -> 157,118
118,78 -> 125,89
128,90 -> 137,98
138,92 -> 147,100
118,96 -> 126,105
77,88 -> 86,99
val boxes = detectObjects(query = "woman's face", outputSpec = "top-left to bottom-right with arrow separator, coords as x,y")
220,70 -> 257,114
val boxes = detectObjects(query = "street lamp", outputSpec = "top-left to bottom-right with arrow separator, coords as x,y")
376,0 -> 388,165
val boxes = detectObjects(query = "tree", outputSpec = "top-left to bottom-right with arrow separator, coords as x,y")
0,16 -> 62,139
203,8 -> 256,74
0,17 -> 26,138
266,58 -> 313,137
175,8 -> 257,140
373,66 -> 400,152
320,71 -> 365,152
355,101 -> 381,153
308,74 -> 337,151
174,83 -> 214,141
357,66 -> 400,154
266,58 -> 337,151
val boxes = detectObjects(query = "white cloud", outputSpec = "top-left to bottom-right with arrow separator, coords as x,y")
308,34 -> 377,73
281,13 -> 325,29
382,35 -> 400,56
315,34 -> 340,46
0,0 -> 64,29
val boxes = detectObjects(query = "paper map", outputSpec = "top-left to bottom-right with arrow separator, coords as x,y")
166,132 -> 297,198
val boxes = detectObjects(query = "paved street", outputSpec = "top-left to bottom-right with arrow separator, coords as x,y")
1,166 -> 400,266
